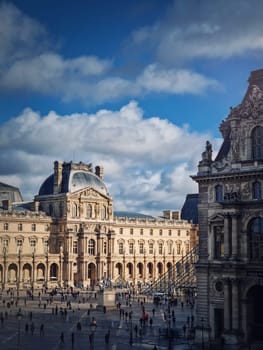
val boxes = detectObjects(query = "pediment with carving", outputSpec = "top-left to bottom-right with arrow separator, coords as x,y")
69,187 -> 110,201
209,214 -> 224,223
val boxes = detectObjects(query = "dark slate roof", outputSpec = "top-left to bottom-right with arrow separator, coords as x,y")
39,170 -> 108,196
215,132 -> 231,162
0,182 -> 23,204
181,193 -> 199,224
114,211 -> 154,219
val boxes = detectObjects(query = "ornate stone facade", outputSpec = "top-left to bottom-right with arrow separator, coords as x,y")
192,69 -> 263,348
0,161 -> 198,292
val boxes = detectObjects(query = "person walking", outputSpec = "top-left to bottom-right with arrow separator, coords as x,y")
71,332 -> 75,349
30,322 -> 35,335
60,332 -> 64,345
25,323 -> 29,334
40,323 -> 44,336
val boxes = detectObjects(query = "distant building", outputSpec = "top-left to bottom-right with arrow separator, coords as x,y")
0,161 -> 198,291
192,69 -> 263,348
181,193 -> 199,224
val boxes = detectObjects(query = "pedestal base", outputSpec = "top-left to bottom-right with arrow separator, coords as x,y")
97,289 -> 116,310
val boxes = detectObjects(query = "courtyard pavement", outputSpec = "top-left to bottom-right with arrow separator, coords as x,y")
0,288 -> 198,350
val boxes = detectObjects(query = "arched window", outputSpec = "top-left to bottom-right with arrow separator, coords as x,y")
86,204 -> 92,219
177,243 -> 181,255
253,181 -> 262,200
129,243 -> 134,254
249,217 -> 263,261
101,205 -> 106,219
159,243 -> 163,254
252,126 -> 263,160
72,203 -> 77,218
119,242 -> 124,254
168,241 -> 172,254
88,239 -> 95,255
215,185 -> 223,202
139,243 -> 144,254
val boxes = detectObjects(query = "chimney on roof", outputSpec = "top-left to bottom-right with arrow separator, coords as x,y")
95,166 -> 104,179
2,200 -> 11,211
53,161 -> 63,194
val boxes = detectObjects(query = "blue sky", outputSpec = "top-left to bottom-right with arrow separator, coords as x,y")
0,0 -> 262,215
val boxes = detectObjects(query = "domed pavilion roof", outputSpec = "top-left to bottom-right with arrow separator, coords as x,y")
38,161 -> 108,196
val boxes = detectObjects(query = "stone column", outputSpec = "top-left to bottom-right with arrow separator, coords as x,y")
224,215 -> 230,258
224,279 -> 231,331
3,249 -> 7,289
143,252 -> 146,282
153,252 -> 156,280
232,279 -> 239,330
133,250 -> 136,284
231,215 -> 238,259
122,253 -> 126,280
210,226 -> 214,259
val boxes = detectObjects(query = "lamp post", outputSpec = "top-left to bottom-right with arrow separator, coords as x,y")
129,311 -> 133,346
17,310 -> 22,349
201,317 -> 205,350
168,315 -> 173,350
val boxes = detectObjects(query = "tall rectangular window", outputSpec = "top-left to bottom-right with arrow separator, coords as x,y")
214,226 -> 224,259
129,243 -> 134,254
119,242 -> 124,254
73,241 -> 78,254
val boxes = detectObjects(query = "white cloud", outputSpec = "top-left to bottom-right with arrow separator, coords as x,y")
130,0 -> 263,64
0,2 -> 49,66
0,2 -> 220,105
137,64 -> 220,94
0,102 -> 216,214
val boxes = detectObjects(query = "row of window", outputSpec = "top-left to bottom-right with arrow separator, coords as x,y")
72,203 -> 108,219
2,223 -> 49,232
119,228 -> 189,236
2,239 -> 48,252
215,181 -> 262,202
119,242 -> 189,255
72,239 -> 189,256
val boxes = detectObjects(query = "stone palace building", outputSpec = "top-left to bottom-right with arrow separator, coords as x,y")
193,69 -> 263,348
0,161 -> 198,292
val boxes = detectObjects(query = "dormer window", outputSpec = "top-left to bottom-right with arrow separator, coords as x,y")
252,126 -> 263,160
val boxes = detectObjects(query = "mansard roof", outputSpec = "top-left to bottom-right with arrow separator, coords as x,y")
181,193 -> 198,224
0,182 -> 23,205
